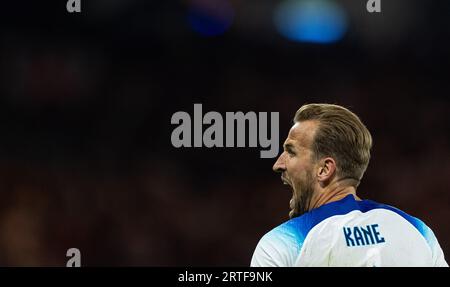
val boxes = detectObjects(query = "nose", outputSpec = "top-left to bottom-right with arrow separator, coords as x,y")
273,152 -> 286,173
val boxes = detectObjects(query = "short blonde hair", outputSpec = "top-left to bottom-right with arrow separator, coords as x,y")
294,103 -> 372,182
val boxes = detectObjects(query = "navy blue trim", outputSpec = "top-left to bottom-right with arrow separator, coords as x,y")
357,198 -> 433,248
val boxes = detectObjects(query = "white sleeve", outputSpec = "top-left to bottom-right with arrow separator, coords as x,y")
250,232 -> 299,267
433,244 -> 448,267
427,227 -> 449,267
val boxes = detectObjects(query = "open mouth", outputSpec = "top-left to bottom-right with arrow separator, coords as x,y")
281,175 -> 290,186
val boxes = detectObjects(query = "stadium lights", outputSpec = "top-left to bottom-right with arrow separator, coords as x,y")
273,0 -> 348,44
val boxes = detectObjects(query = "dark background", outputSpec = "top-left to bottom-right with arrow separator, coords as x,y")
0,0 -> 449,266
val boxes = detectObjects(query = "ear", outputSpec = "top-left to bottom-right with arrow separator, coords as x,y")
316,157 -> 336,183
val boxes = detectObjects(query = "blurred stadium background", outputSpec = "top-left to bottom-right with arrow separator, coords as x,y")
0,0 -> 449,266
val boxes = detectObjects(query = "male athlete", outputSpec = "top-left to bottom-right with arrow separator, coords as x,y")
251,103 -> 448,267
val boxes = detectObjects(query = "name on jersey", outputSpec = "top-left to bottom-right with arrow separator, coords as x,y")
343,224 -> 385,247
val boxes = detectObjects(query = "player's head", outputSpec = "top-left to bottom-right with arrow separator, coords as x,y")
273,103 -> 372,218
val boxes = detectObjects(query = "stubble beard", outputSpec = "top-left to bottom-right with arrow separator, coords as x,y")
289,171 -> 315,219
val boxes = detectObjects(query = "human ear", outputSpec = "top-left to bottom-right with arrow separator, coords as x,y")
317,157 -> 336,182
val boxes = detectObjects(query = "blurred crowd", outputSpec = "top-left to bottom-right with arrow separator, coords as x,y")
0,0 -> 449,265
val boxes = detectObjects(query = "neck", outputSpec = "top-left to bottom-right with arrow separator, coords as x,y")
309,178 -> 360,211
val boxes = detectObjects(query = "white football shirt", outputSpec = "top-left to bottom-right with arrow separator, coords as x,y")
251,195 -> 448,267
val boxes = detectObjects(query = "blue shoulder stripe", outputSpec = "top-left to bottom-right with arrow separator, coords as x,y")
358,199 -> 435,250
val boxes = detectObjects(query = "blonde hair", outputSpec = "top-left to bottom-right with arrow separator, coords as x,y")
294,103 -> 372,183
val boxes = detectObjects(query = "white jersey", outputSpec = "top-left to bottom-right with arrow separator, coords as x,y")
251,195 -> 448,267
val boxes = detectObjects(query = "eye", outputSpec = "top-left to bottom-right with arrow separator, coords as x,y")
287,149 -> 296,157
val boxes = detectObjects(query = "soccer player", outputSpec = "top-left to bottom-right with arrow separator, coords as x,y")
251,103 -> 448,267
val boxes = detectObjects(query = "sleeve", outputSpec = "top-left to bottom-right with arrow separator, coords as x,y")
432,244 -> 448,267
427,227 -> 449,267
250,231 -> 300,267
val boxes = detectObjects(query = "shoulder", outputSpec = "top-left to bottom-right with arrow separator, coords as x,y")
351,199 -> 448,266
381,206 -> 448,266
357,199 -> 437,247
250,201 -> 342,267
250,215 -> 310,267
